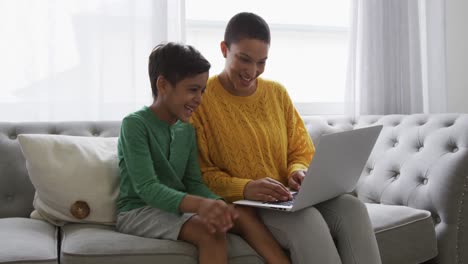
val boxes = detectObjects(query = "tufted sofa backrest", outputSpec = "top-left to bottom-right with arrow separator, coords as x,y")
0,121 -> 120,218
1,115 -> 468,262
303,114 -> 468,263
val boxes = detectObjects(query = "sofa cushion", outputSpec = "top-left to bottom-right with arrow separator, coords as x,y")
366,203 -> 438,264
18,134 -> 119,226
0,217 -> 58,264
60,224 -> 263,264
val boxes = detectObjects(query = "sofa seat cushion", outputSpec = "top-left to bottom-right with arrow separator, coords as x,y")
366,203 -> 438,264
0,218 -> 58,264
60,224 -> 263,264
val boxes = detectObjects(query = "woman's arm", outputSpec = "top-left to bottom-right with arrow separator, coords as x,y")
192,114 -> 291,202
282,87 -> 315,187
191,114 -> 253,202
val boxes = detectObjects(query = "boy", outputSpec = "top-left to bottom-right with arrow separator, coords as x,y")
116,42 -> 290,264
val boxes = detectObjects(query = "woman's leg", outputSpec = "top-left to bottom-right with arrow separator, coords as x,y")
179,215 -> 228,264
258,206 -> 342,264
315,194 -> 382,264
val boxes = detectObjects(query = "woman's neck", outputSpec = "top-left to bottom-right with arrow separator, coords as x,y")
218,71 -> 257,97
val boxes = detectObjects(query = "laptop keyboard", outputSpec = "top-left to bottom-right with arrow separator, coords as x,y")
263,192 -> 298,206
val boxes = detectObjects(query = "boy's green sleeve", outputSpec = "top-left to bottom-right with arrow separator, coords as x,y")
120,117 -> 187,214
182,130 -> 220,200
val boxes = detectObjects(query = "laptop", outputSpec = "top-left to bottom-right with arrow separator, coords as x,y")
233,125 -> 383,212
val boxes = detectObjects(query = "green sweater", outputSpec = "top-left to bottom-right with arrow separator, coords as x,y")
117,106 -> 219,214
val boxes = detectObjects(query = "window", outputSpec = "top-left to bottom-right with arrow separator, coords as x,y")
186,0 -> 351,115
0,0 -> 350,121
0,0 -> 158,121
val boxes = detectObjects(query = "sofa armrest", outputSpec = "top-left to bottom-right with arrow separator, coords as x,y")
336,114 -> 468,264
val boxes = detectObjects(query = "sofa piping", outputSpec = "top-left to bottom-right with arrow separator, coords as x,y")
373,212 -> 432,234
456,174 -> 468,264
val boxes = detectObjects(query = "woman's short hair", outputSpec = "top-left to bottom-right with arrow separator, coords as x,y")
224,12 -> 271,47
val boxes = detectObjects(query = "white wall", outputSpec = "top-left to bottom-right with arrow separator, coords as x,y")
446,0 -> 468,113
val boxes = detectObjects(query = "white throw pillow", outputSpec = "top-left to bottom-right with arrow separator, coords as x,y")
18,134 -> 119,226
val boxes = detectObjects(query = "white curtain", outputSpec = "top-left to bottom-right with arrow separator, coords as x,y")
346,0 -> 447,116
0,0 -> 184,122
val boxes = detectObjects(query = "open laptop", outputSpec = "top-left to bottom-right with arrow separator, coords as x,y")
233,125 -> 383,212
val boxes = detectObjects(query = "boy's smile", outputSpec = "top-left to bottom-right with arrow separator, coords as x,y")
151,72 -> 208,125
183,103 -> 198,118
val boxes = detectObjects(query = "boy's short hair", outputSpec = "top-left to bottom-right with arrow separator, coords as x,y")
148,42 -> 211,98
224,12 -> 271,47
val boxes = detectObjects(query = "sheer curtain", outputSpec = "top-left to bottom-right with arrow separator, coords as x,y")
0,0 -> 184,122
346,0 -> 447,116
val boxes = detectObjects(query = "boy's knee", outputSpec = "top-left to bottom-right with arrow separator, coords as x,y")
236,205 -> 257,218
235,206 -> 262,229
180,216 -> 227,246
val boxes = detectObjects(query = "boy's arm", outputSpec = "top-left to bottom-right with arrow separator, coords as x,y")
179,193 -> 237,233
182,131 -> 221,200
120,117 -> 186,214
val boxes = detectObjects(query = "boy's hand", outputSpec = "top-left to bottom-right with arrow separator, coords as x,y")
197,199 -> 238,233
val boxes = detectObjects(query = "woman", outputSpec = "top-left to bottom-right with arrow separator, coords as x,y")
191,12 -> 382,264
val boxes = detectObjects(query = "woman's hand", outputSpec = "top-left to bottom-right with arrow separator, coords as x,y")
197,199 -> 238,233
243,177 -> 292,202
288,170 -> 306,191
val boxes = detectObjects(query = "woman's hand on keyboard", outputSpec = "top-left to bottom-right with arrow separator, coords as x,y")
243,177 -> 292,202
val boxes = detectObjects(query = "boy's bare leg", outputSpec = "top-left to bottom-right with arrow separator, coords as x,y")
179,215 -> 228,264
231,206 -> 291,264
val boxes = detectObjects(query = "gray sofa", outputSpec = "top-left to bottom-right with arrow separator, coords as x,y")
1,114 -> 467,264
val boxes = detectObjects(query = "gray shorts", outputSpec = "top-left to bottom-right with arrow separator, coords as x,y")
116,206 -> 194,241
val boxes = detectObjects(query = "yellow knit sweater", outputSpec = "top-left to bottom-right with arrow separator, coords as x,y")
191,76 -> 314,202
